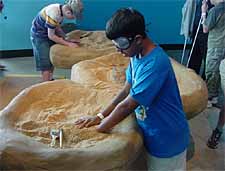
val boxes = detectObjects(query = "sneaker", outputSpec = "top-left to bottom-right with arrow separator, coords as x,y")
207,101 -> 213,108
213,102 -> 223,109
207,97 -> 218,108
207,128 -> 223,149
0,65 -> 6,71
0,64 -> 5,69
211,97 -> 218,104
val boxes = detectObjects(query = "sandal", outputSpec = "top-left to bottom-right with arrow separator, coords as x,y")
207,128 -> 223,149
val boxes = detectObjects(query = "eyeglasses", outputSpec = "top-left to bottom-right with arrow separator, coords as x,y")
112,37 -> 134,50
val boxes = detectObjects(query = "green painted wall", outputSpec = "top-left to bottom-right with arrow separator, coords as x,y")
0,0 -> 185,51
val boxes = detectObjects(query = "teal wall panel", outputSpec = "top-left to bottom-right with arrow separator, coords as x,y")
0,0 -> 185,51
0,0 -> 64,50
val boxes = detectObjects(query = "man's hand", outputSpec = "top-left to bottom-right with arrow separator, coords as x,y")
75,116 -> 101,129
201,0 -> 208,13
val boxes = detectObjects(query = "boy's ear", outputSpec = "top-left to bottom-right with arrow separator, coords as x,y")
135,35 -> 143,45
66,10 -> 73,16
66,9 -> 73,15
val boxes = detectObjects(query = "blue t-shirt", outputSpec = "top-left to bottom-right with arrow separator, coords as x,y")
126,46 -> 190,158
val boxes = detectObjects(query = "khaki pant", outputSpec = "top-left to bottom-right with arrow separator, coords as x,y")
220,59 -> 225,95
205,48 -> 225,98
146,150 -> 187,171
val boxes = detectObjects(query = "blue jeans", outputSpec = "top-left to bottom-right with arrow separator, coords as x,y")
30,36 -> 55,71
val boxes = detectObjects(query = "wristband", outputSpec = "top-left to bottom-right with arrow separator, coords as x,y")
97,113 -> 104,120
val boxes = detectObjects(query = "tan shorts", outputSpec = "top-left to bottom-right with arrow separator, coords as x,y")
220,59 -> 225,95
146,150 -> 187,171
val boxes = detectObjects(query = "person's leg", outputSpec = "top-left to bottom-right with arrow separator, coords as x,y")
218,58 -> 225,130
49,71 -> 54,80
207,106 -> 224,149
217,105 -> 225,131
205,48 -> 224,103
207,58 -> 225,149
41,67 -> 54,82
31,36 -> 43,75
41,70 -> 52,82
198,32 -> 208,80
188,31 -> 208,79
146,150 -> 186,171
36,39 -> 54,82
188,37 -> 202,74
186,134 -> 195,161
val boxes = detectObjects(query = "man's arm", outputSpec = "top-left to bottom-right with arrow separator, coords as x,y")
201,0 -> 209,33
202,14 -> 209,33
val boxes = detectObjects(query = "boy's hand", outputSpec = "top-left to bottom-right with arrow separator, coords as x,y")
65,37 -> 81,43
67,42 -> 79,48
68,38 -> 81,43
75,116 -> 101,129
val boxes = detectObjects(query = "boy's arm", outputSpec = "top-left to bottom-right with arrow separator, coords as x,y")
75,81 -> 132,128
104,81 -> 131,115
97,95 -> 138,133
48,28 -> 78,47
55,26 -> 81,43
55,26 -> 66,38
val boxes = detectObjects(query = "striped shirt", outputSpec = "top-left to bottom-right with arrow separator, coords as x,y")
31,4 -> 63,39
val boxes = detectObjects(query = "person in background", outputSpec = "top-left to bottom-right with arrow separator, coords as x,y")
201,0 -> 225,148
188,0 -> 213,80
75,8 -> 190,171
30,0 -> 83,82
201,0 -> 225,107
207,59 -> 225,149
180,0 -> 213,79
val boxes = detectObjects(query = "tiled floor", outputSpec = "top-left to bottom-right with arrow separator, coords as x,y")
0,55 -> 224,170
0,57 -> 71,79
188,108 -> 225,171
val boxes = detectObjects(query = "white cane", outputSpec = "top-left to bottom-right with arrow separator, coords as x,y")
186,0 -> 208,67
181,38 -> 187,65
186,15 -> 203,67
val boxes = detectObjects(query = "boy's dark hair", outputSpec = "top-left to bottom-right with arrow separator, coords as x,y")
106,8 -> 147,40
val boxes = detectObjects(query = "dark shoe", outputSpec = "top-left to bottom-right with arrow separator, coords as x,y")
207,128 -> 223,149
0,64 -> 5,68
0,65 -> 6,71
207,97 -> 219,108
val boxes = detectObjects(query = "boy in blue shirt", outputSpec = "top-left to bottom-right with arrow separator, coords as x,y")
75,8 -> 190,171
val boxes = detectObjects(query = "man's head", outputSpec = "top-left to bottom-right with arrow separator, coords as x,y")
106,8 -> 147,57
64,0 -> 83,19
